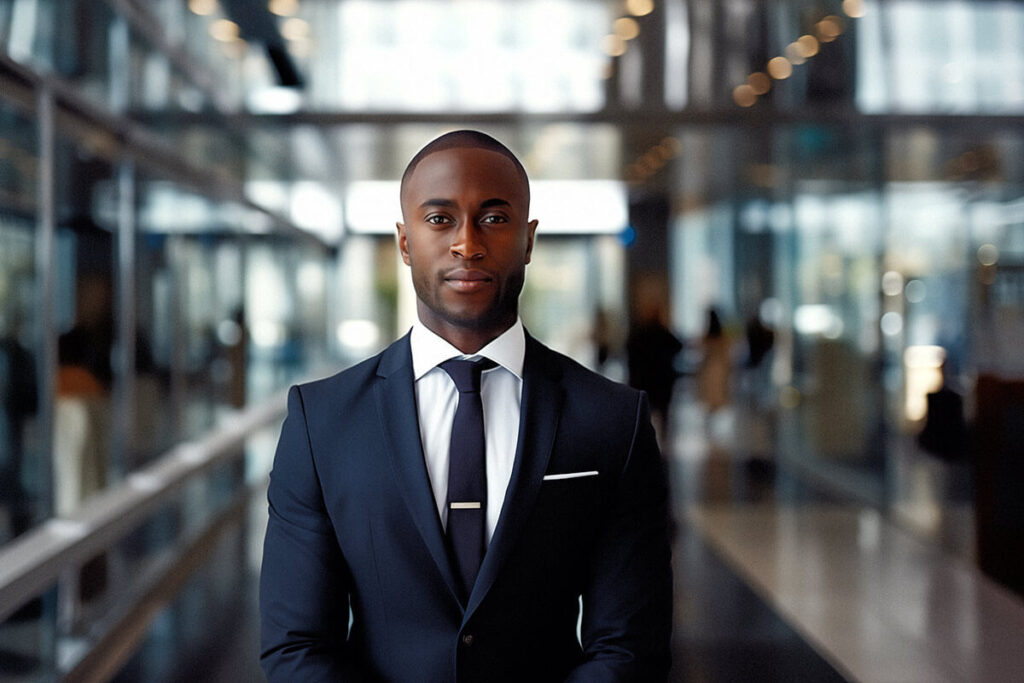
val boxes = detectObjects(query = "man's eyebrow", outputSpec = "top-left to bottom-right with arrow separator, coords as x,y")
418,198 -> 512,210
419,198 -> 455,209
479,198 -> 511,209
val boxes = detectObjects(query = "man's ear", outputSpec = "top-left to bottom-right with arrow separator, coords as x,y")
396,222 -> 411,265
525,219 -> 539,263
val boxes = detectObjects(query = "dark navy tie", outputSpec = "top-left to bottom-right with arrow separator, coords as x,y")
440,358 -> 496,601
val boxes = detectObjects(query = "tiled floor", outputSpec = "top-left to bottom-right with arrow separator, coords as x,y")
668,379 -> 1024,683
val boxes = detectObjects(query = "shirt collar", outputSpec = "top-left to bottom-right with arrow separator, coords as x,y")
410,318 -> 525,381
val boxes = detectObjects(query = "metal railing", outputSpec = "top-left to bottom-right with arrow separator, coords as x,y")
0,384 -> 292,624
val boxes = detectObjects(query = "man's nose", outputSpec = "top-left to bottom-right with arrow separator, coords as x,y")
450,222 -> 485,259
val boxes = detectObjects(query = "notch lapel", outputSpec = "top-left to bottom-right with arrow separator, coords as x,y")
465,336 -> 563,619
374,335 -> 461,604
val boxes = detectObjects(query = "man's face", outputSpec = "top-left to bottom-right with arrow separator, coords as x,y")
397,146 -> 538,345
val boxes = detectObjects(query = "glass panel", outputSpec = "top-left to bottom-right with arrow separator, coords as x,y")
246,240 -> 331,401
53,132 -> 116,514
857,0 -> 1024,113
0,99 -> 41,545
521,236 -> 625,368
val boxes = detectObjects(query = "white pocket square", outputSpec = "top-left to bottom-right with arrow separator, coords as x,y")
543,470 -> 599,481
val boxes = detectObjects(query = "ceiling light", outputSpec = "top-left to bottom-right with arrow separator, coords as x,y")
816,16 -> 842,42
613,17 -> 640,41
733,84 -> 757,107
602,34 -> 627,57
269,0 -> 299,17
747,72 -> 771,95
785,43 -> 807,65
209,19 -> 240,42
767,56 -> 793,80
797,34 -> 820,57
626,0 -> 654,17
189,0 -> 217,16
842,0 -> 866,19
977,244 -> 999,266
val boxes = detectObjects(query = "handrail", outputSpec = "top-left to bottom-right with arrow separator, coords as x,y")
0,369 -> 338,623
64,486 -> 252,683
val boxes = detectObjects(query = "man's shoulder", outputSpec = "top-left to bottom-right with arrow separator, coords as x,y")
294,335 -> 410,403
527,336 -> 640,404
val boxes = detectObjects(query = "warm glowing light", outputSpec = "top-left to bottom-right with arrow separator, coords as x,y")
602,34 -> 627,57
189,0 -> 217,16
785,43 -> 807,66
747,72 -> 771,95
816,16 -> 842,42
626,0 -> 655,17
733,84 -> 757,107
797,34 -> 820,57
904,346 -> 945,422
282,17 -> 310,40
613,17 -> 640,41
881,271 -> 904,296
842,0 -> 866,18
767,56 -> 793,80
269,0 -> 299,17
977,243 -> 999,266
209,19 -> 240,42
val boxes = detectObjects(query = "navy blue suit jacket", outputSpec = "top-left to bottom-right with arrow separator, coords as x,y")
260,333 -> 672,682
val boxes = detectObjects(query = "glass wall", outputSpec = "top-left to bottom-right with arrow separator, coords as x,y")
0,1 -> 337,676
0,98 -> 40,545
670,117 -> 1023,510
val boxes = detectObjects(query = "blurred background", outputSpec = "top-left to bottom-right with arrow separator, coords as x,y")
1,0 -> 1023,680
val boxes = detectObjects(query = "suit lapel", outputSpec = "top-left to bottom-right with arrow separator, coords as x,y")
374,334 -> 461,604
466,335 -> 563,619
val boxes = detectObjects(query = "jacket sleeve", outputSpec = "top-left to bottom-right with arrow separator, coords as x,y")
259,385 -> 363,681
565,392 -> 673,682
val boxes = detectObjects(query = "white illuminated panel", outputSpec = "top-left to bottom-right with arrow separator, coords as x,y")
345,180 -> 628,235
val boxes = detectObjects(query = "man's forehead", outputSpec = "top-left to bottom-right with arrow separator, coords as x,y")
401,146 -> 529,199
409,146 -> 519,178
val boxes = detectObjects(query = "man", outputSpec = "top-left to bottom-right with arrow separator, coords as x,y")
260,130 -> 672,682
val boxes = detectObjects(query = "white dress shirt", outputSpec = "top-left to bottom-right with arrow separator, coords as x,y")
410,319 -> 524,545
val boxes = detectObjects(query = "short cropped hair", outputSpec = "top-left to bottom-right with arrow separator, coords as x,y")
400,130 -> 530,201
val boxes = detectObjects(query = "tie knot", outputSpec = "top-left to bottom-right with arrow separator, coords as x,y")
440,358 -> 496,393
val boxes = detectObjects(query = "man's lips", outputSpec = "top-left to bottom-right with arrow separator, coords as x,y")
444,269 -> 493,292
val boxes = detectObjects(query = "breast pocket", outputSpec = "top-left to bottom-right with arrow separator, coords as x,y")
527,472 -> 604,558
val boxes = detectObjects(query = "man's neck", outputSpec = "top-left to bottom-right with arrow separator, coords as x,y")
417,312 -> 517,355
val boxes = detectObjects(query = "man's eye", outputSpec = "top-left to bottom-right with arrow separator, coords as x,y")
425,215 -> 450,225
481,215 -> 508,224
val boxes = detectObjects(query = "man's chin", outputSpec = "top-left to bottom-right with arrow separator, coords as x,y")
436,304 -> 514,333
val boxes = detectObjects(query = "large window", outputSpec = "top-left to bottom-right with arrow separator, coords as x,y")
857,0 -> 1024,113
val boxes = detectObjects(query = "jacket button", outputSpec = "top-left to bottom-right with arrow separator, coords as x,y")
461,634 -> 474,647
